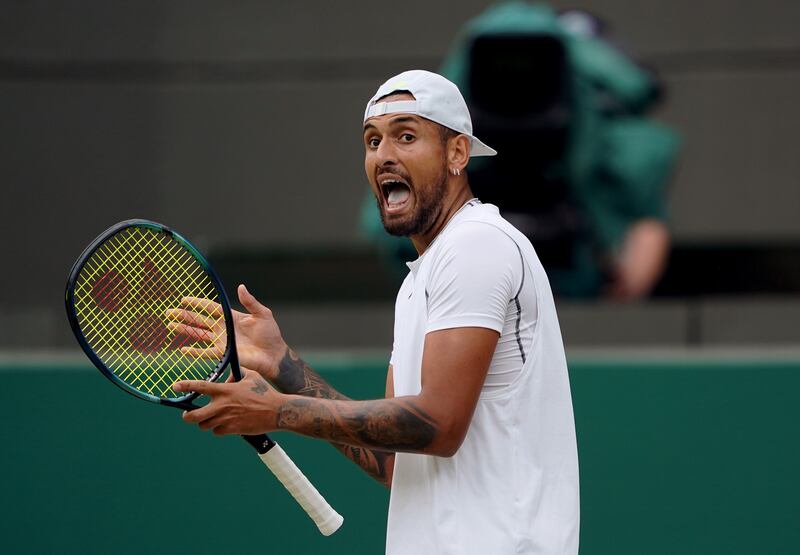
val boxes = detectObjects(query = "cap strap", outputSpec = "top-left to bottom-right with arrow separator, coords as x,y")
365,100 -> 419,119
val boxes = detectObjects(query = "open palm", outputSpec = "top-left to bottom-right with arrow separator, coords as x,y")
166,284 -> 287,380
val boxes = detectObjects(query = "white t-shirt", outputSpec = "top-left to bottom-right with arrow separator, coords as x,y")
386,201 -> 579,555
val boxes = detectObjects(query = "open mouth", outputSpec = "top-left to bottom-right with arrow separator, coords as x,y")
379,177 -> 412,213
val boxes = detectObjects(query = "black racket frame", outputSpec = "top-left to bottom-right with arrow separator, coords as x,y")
65,218 -> 275,454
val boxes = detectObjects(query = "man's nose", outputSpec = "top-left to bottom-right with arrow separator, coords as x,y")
375,139 -> 398,166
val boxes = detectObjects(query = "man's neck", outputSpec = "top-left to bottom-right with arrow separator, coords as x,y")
411,185 -> 474,255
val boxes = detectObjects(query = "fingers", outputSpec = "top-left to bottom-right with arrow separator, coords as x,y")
182,404 -> 216,425
165,307 -> 219,330
180,297 -> 224,318
177,383 -> 242,436
181,407 -> 234,436
166,320 -> 224,358
166,321 -> 218,343
173,379 -> 223,396
211,424 -> 235,436
175,380 -> 228,427
238,284 -> 271,317
177,346 -> 224,359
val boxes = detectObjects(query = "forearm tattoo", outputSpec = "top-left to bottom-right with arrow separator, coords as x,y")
335,444 -> 394,487
274,349 -> 349,400
277,397 -> 437,452
272,349 -> 397,485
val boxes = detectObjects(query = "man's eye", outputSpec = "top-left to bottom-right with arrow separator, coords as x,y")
367,137 -> 380,148
401,133 -> 415,142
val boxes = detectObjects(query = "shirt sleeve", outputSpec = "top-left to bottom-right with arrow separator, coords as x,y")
425,222 -> 522,335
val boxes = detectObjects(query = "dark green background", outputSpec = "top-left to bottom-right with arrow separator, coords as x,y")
1,356 -> 798,554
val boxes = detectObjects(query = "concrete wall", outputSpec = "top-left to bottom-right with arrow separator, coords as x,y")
2,0 -> 799,349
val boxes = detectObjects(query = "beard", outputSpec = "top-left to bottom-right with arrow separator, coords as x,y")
377,166 -> 448,237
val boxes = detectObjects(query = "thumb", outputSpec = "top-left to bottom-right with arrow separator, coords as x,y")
238,284 -> 270,316
172,379 -> 222,395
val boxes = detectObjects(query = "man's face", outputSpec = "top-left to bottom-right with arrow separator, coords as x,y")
363,92 -> 449,237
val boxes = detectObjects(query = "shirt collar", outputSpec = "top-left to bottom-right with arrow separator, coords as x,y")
406,198 -> 482,274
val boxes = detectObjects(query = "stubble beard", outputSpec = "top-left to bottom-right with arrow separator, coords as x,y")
378,166 -> 448,238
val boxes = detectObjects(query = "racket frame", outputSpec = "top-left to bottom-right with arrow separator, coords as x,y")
65,219 -> 342,535
65,219 -> 230,410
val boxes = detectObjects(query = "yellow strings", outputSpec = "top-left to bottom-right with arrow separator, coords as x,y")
74,227 -> 224,398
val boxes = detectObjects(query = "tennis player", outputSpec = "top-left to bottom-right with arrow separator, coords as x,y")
172,70 -> 580,554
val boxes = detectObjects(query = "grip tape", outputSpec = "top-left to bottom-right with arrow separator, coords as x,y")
259,444 -> 344,536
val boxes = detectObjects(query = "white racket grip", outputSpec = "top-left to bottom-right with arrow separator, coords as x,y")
259,444 -> 344,536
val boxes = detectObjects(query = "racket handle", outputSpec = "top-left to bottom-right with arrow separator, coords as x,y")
259,444 -> 344,536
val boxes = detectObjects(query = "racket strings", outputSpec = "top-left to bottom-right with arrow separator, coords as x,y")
77,231 -> 202,394
79,229 -> 218,395
73,226 -> 225,398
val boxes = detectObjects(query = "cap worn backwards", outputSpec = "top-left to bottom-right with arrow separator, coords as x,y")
363,70 -> 497,157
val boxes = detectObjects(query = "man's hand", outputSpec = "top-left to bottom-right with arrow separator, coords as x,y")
165,284 -> 288,381
173,369 -> 284,436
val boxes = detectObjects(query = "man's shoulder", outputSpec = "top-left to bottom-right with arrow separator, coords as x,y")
442,208 -> 521,252
425,216 -> 523,277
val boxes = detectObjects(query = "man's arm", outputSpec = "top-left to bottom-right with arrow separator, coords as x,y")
331,366 -> 395,487
175,326 -> 499,459
273,348 -> 396,487
167,285 -> 395,486
272,327 -> 496,457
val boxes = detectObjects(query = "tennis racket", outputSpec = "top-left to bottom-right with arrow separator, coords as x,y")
65,219 -> 343,536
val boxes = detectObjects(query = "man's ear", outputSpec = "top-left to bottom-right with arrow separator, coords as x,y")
448,134 -> 470,173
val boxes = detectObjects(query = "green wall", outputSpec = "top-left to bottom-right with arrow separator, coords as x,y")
1,356 -> 798,554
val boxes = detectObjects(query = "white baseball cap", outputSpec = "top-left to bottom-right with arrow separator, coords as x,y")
364,69 -> 497,157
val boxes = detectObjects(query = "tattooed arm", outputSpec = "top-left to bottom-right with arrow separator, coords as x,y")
271,348 -> 396,487
171,287 -> 499,480
178,327 -> 498,455
271,348 -> 350,400
332,366 -> 396,487
276,394 -> 437,450
167,285 -> 397,485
